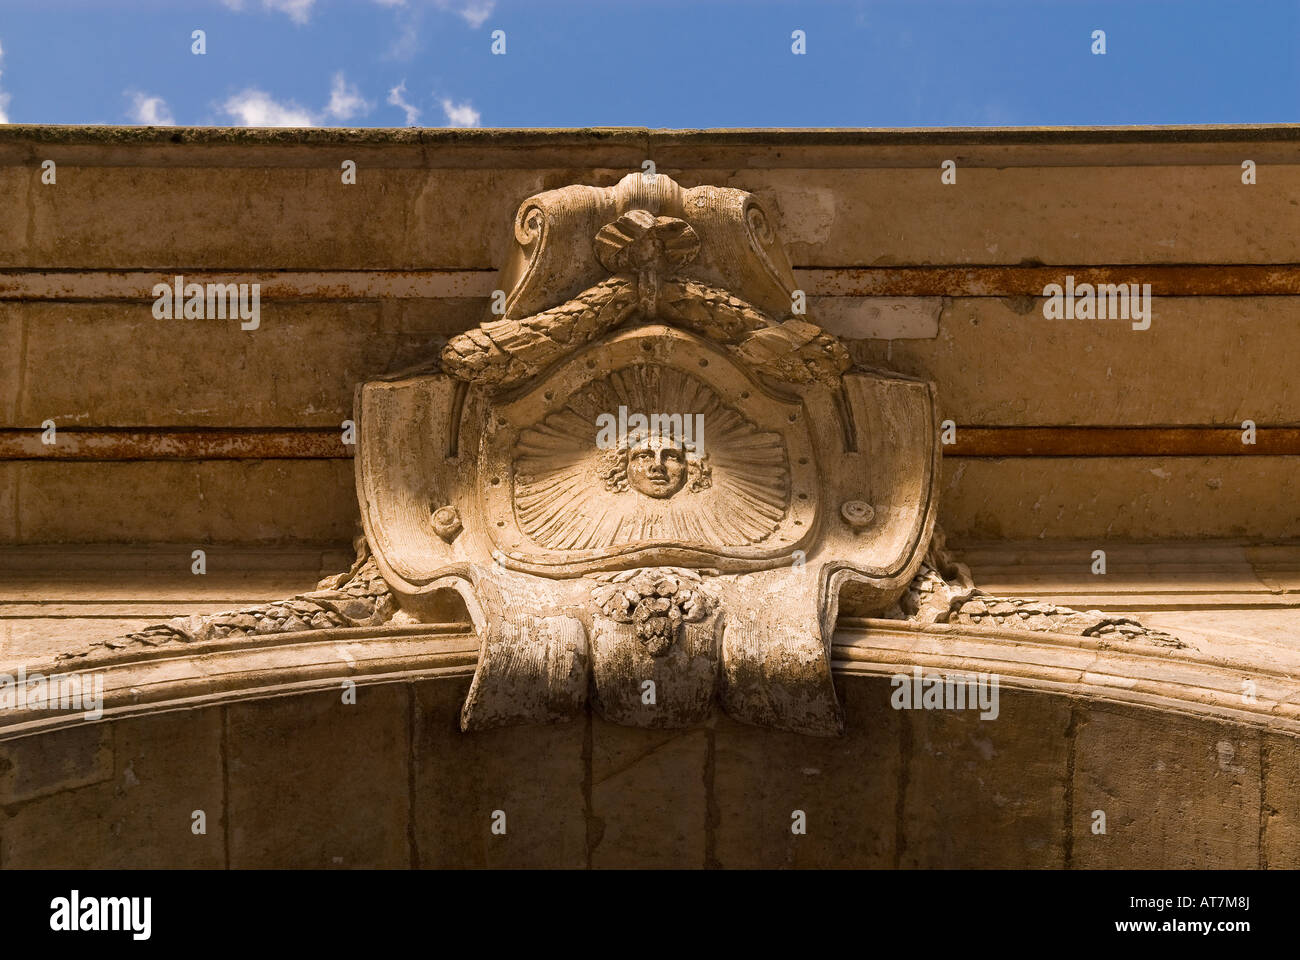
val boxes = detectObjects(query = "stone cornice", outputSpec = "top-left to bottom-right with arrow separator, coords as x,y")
836,619 -> 1300,736
2,123 -> 1300,146
3,617 -> 1297,742
0,624 -> 477,741
4,124 -> 1300,167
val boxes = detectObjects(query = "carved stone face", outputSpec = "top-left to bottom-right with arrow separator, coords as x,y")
516,366 -> 782,549
626,437 -> 688,499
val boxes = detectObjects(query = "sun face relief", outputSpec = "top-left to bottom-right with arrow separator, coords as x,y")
511,364 -> 789,550
626,436 -> 688,499
598,416 -> 714,502
353,172 -> 940,737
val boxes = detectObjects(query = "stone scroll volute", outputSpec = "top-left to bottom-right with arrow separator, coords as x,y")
355,172 -> 940,736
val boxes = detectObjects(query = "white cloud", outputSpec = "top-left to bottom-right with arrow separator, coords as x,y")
126,92 -> 175,126
387,81 -> 420,125
0,40 -> 11,124
374,0 -> 493,25
267,0 -> 316,23
222,0 -> 317,25
325,72 -> 370,121
440,98 -> 480,127
220,73 -> 374,127
221,88 -> 317,127
379,1 -> 494,61
438,0 -> 494,28
383,7 -> 422,60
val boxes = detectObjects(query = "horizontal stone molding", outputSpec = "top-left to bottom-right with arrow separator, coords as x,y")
3,426 -> 1298,460
0,269 -> 495,301
3,457 -> 1294,542
7,132 -> 1300,270
4,123 -> 1300,164
3,617 -> 1298,742
800,265 -> 1300,297
0,428 -> 351,460
5,266 -> 1300,300
946,427 -> 1300,457
835,619 -> 1300,737
0,623 -> 477,741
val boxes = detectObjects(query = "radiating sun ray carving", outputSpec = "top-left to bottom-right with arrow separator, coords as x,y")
513,364 -> 790,549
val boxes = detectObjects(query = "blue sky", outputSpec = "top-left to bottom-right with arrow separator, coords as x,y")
0,0 -> 1296,128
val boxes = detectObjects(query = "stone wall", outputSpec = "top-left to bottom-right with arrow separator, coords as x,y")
2,126 -> 1298,545
1,126 -> 1297,869
3,671 -> 1293,869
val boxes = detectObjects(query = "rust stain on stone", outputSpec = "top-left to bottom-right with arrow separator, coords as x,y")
947,427 -> 1300,457
2,426 -> 1298,460
0,428 -> 350,460
2,265 -> 1299,300
0,269 -> 498,301
795,265 -> 1300,297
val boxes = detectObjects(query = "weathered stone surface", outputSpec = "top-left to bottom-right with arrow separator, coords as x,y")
1071,705 -> 1261,868
9,460 -> 356,543
8,454 -> 1296,546
850,297 -> 1300,426
1262,732 -> 1300,868
11,295 -> 1300,433
1,617 -> 154,666
226,685 -> 408,868
1,710 -> 224,868
817,297 -> 943,340
887,548 -> 1184,648
5,299 -> 478,429
0,165 -> 543,270
589,717 -> 708,868
940,457 -> 1300,540
900,689 -> 1070,868
411,676 -> 586,868
90,538 -> 396,655
0,664 -> 1289,869
0,722 -> 112,806
712,676 -> 899,868
0,311 -> 20,426
742,164 -> 1300,267
0,464 -> 15,544
6,140 -> 1300,268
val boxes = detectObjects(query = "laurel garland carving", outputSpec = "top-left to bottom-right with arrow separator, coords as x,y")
440,210 -> 849,390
